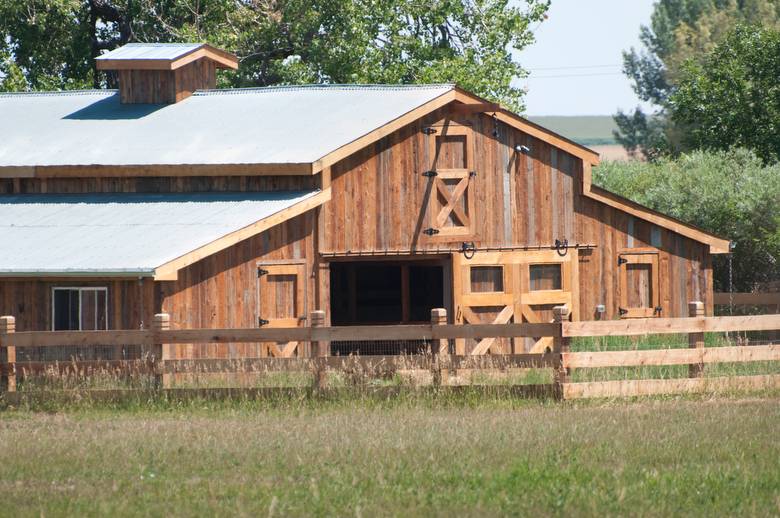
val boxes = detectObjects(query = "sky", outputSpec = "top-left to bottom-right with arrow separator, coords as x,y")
514,0 -> 657,116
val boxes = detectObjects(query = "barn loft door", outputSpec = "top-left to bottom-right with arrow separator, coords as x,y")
452,250 -> 577,355
257,262 -> 306,357
618,249 -> 660,318
423,123 -> 476,242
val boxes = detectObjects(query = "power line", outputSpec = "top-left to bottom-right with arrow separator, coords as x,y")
527,64 -> 622,71
525,71 -> 624,79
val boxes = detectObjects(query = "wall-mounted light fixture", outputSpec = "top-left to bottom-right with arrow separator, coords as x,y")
514,144 -> 530,154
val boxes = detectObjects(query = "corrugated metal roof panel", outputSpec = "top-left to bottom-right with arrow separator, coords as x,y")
0,84 -> 453,167
95,43 -> 204,61
0,191 -> 318,275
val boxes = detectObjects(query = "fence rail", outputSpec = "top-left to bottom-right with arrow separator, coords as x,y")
1,302 -> 779,400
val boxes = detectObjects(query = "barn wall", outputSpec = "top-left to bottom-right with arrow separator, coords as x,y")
322,107 -> 714,319
156,211 -> 317,357
0,175 -> 318,194
0,278 -> 155,331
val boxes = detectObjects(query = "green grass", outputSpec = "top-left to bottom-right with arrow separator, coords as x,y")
0,395 -> 778,516
527,115 -> 618,145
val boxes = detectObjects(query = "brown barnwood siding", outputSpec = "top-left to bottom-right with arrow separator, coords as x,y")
321,108 -> 712,319
0,279 -> 155,331
0,176 -> 317,194
157,212 -> 316,358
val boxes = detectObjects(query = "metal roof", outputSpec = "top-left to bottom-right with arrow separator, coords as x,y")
0,84 -> 454,168
0,191 -> 318,276
95,43 -> 205,61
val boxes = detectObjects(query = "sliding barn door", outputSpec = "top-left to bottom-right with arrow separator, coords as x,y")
452,250 -> 578,354
257,262 -> 306,357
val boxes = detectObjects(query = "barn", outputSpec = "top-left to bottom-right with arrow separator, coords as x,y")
0,43 -> 729,357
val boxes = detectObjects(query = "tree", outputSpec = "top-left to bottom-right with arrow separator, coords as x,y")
594,149 -> 780,291
614,0 -> 780,159
0,0 -> 550,111
671,25 -> 780,164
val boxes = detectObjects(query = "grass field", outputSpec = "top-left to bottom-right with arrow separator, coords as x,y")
527,115 -> 618,146
1,395 -> 778,516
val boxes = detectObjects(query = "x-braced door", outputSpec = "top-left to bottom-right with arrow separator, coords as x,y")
257,262 -> 306,357
452,250 -> 578,355
422,122 -> 477,242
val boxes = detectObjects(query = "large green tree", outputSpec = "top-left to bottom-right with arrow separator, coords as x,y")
0,0 -> 550,111
671,25 -> 780,164
614,0 -> 780,159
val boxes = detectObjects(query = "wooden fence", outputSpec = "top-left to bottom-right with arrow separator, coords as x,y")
1,302 -> 779,400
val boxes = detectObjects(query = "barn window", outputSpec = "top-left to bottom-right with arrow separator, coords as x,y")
52,287 -> 108,331
469,266 -> 504,293
425,123 -> 476,241
529,264 -> 562,291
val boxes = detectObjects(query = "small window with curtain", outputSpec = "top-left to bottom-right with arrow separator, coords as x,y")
52,287 -> 108,331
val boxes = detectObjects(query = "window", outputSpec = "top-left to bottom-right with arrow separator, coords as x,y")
469,266 -> 504,293
529,264 -> 562,291
52,287 -> 108,331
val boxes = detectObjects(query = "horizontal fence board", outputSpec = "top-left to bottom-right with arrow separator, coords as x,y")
450,353 -> 559,369
563,314 -> 780,337
8,330 -> 151,348
563,345 -> 780,369
432,323 -> 560,339
160,328 -> 311,344
562,374 -> 780,399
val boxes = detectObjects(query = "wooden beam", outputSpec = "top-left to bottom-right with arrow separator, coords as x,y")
9,330 -> 150,348
448,102 -> 501,115
562,344 -> 780,369
0,162 -> 314,178
562,314 -> 780,337
562,374 -> 780,400
153,189 -> 330,280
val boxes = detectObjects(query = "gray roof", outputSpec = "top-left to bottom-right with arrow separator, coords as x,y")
0,84 -> 453,168
0,191 -> 318,276
95,43 -> 205,62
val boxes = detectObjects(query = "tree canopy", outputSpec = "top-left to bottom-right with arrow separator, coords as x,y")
0,0 -> 550,111
614,0 -> 780,159
671,25 -> 780,164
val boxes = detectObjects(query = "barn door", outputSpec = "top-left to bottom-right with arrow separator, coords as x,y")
618,249 -> 660,318
452,250 -> 577,355
423,122 -> 476,241
257,262 -> 306,357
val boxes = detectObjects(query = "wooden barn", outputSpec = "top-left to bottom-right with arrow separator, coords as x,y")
0,43 -> 730,357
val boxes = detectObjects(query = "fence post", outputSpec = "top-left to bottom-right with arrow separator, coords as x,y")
0,316 -> 16,392
430,308 -> 447,387
310,310 -> 327,390
153,313 -> 171,388
688,301 -> 705,378
552,305 -> 571,399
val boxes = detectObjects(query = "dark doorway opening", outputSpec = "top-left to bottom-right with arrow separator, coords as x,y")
329,260 -> 445,355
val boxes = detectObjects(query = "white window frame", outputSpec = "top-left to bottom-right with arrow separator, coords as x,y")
51,287 -> 109,331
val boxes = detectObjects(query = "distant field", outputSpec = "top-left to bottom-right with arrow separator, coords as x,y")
527,115 -> 618,146
1,396 -> 778,516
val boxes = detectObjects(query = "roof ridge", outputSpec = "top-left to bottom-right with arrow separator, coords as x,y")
0,89 -> 117,98
194,83 -> 455,96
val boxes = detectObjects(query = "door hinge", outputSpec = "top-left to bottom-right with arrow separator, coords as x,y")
469,171 -> 477,178
257,268 -> 269,277
422,170 -> 438,177
654,306 -> 663,315
618,307 -> 628,316
258,317 -> 270,326
422,127 -> 437,135
423,228 -> 440,236
617,256 -> 628,266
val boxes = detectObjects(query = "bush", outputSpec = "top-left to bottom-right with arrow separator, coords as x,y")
594,149 -> 780,291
